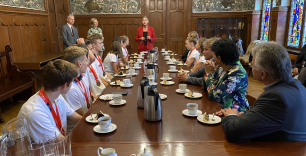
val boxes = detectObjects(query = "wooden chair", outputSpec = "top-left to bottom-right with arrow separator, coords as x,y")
246,94 -> 257,107
289,53 -> 298,67
0,45 -> 34,123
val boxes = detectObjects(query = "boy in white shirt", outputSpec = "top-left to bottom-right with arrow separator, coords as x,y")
62,46 -> 97,132
185,37 -> 199,70
17,59 -> 82,143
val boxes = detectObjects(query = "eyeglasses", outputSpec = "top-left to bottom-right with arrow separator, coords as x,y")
250,64 -> 264,71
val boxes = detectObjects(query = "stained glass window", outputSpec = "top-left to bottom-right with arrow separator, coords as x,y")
288,0 -> 304,47
260,0 -> 272,41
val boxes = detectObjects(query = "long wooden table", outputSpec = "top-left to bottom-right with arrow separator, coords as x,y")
71,52 -> 306,156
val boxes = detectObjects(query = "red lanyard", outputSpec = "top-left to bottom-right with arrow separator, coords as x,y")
75,76 -> 90,109
186,48 -> 196,64
89,65 -> 101,86
122,46 -> 129,59
38,88 -> 65,136
95,55 -> 104,72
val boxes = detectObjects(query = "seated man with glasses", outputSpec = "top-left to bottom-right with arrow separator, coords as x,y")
216,42 -> 306,143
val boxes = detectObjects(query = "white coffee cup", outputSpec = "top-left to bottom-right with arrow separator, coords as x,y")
128,69 -> 135,75
163,73 -> 169,79
137,59 -> 142,63
134,63 -> 139,68
164,51 -> 168,55
170,66 -> 176,71
165,56 -> 170,60
168,59 -> 173,63
123,79 -> 131,86
98,116 -> 111,130
112,94 -> 122,104
97,147 -> 117,156
187,103 -> 198,115
179,84 -> 187,92
161,48 -> 165,52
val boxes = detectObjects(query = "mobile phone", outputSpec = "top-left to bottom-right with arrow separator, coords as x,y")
112,92 -> 128,95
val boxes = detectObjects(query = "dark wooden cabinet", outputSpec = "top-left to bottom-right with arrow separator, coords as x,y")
196,17 -> 246,41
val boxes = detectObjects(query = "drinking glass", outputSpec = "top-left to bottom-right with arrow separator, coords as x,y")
28,143 -> 45,156
63,132 -> 72,156
40,135 -> 57,156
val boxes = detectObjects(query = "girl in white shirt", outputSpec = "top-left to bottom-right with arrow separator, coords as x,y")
185,37 -> 199,70
103,41 -> 124,76
191,38 -> 207,72
121,35 -> 129,62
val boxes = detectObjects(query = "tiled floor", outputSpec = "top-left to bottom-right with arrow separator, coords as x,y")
0,76 -> 265,135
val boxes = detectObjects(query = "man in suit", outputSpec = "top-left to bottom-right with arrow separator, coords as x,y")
216,42 -> 306,143
292,44 -> 306,79
61,14 -> 79,50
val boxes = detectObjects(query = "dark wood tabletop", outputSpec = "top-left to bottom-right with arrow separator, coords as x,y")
13,52 -> 62,70
71,52 -> 306,155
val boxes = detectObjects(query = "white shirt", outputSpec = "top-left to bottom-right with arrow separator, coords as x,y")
196,55 -> 206,63
63,75 -> 92,132
186,49 -> 199,65
17,93 -> 74,143
86,66 -> 106,96
103,53 -> 118,76
122,47 -> 128,59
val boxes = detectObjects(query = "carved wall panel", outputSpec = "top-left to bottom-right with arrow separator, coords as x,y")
0,0 -> 45,11
192,0 -> 255,12
71,0 -> 141,14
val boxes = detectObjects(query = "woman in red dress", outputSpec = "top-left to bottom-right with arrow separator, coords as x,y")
135,16 -> 156,53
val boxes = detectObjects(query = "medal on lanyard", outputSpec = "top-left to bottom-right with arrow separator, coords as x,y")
38,88 -> 65,136
75,76 -> 90,109
89,65 -> 101,86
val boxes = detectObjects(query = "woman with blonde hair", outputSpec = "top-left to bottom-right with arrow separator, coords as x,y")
87,18 -> 105,52
181,31 -> 199,62
103,41 -> 123,76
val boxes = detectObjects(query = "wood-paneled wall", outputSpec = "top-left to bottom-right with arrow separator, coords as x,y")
0,13 -> 51,61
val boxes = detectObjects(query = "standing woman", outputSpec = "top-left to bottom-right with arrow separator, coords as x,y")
135,16 -> 156,53
88,18 -> 105,55
103,41 -> 123,76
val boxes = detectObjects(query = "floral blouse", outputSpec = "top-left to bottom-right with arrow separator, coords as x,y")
203,61 -> 249,113
87,27 -> 105,51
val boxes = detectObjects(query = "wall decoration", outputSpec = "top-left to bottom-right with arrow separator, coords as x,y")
273,0 -> 282,7
192,0 -> 255,12
0,0 -> 45,10
260,0 -> 271,41
288,0 -> 304,47
71,0 -> 141,14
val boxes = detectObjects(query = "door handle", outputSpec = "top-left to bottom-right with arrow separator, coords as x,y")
161,33 -> 165,36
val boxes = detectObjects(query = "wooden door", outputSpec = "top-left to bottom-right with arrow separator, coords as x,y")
147,0 -> 167,50
48,0 -> 59,53
166,0 -> 188,55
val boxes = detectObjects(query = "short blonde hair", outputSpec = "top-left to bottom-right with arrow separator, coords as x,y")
188,31 -> 199,40
62,46 -> 87,64
203,37 -> 221,48
87,33 -> 103,44
90,18 -> 97,28
121,35 -> 129,44
186,37 -> 197,46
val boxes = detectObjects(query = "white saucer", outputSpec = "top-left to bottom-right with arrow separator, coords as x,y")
127,73 -> 138,76
120,84 -> 133,88
160,81 -> 175,85
137,62 -> 143,64
160,77 -> 172,80
177,63 -> 185,66
109,99 -> 126,105
178,70 -> 189,73
93,123 -> 117,133
197,114 -> 221,124
86,113 -> 110,123
168,69 -> 178,72
134,67 -> 141,70
175,89 -> 190,94
159,94 -> 167,100
110,82 -> 122,86
170,54 -> 177,56
182,109 -> 202,117
184,92 -> 203,98
114,73 -> 127,77
149,82 -> 158,86
99,94 -> 113,100
120,67 -> 129,70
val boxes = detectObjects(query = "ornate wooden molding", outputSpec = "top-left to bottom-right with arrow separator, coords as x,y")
0,5 -> 48,16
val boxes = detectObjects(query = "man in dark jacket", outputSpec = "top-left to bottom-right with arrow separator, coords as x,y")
292,44 -> 306,78
216,42 -> 306,143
